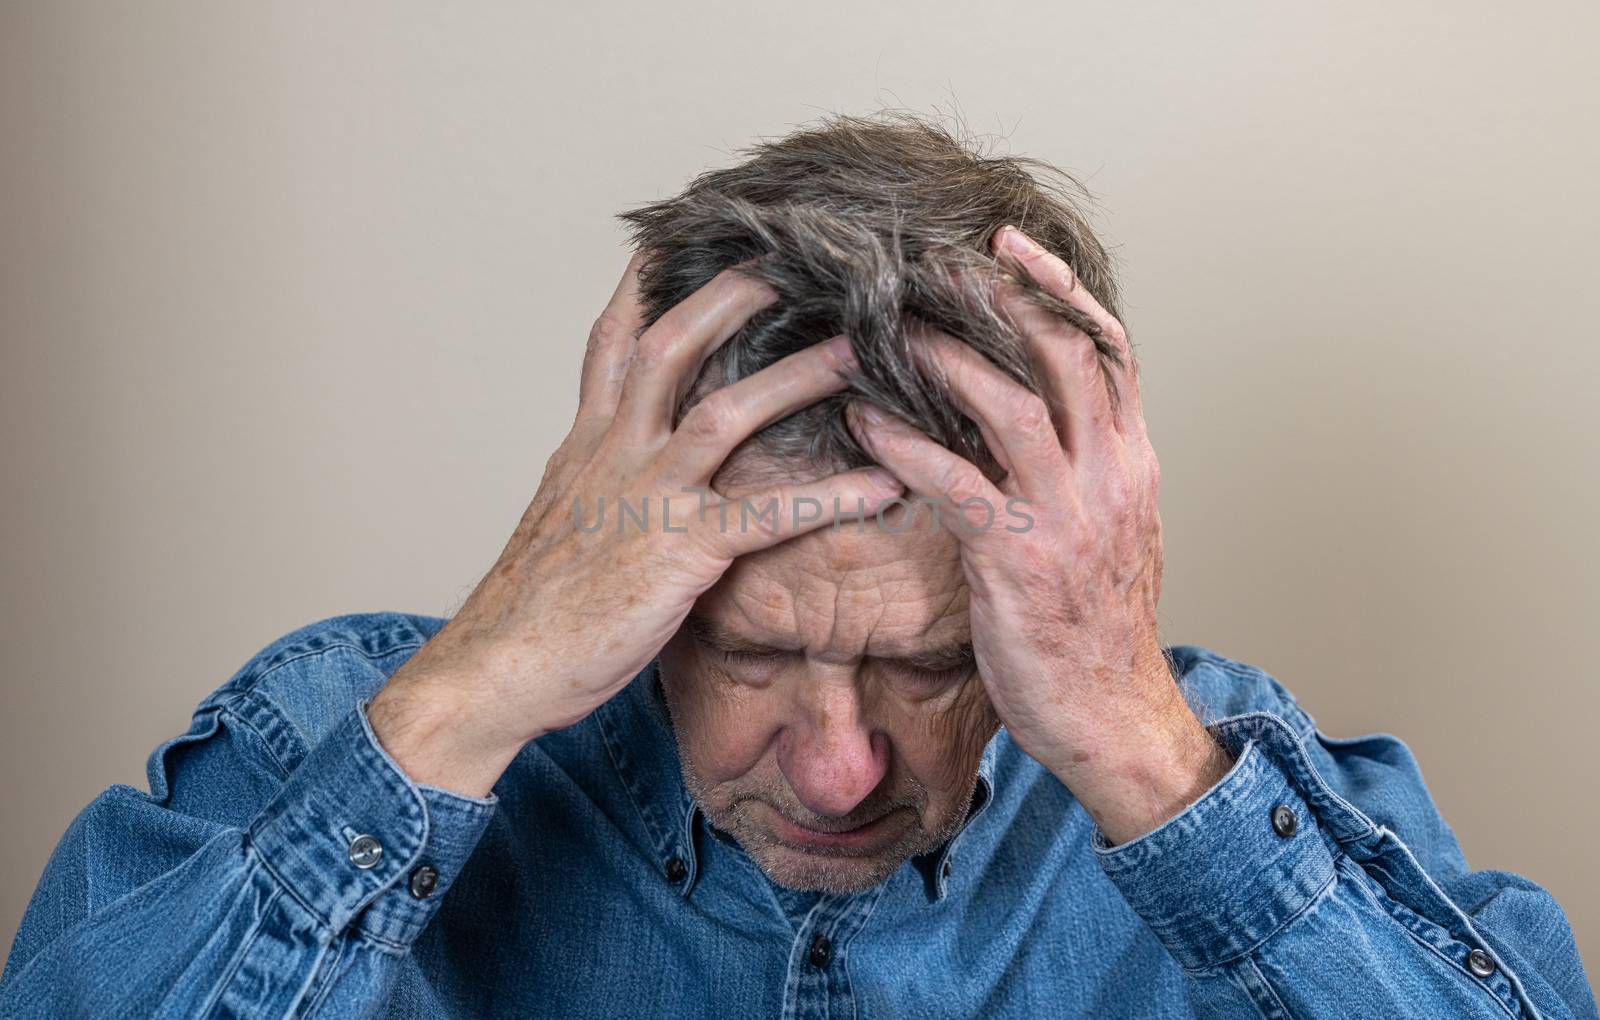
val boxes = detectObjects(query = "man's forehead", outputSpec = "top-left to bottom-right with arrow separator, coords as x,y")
693,505 -> 969,658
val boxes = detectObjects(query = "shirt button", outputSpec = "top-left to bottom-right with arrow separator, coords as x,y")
408,865 -> 439,899
665,857 -> 687,883
1467,948 -> 1497,978
808,932 -> 833,969
347,834 -> 384,869
1271,804 -> 1299,838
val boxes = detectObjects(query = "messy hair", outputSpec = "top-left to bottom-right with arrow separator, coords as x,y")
616,110 -> 1127,484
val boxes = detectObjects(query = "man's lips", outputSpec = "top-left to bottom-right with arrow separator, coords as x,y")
764,804 -> 909,853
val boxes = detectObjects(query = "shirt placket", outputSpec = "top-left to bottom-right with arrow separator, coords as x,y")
781,884 -> 887,1020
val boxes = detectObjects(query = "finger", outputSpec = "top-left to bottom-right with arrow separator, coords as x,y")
986,273 -> 1116,462
913,326 -> 1069,500
658,334 -> 857,483
701,467 -> 905,559
575,250 -> 649,437
844,402 -> 1007,542
614,261 -> 779,441
992,226 -> 1145,438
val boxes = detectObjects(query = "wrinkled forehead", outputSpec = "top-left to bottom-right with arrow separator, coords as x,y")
696,465 -> 969,661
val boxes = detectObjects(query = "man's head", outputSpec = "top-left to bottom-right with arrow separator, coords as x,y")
618,111 -> 1125,892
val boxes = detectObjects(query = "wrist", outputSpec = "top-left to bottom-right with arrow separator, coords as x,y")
367,672 -> 526,798
1084,707 -> 1234,846
1036,646 -> 1234,845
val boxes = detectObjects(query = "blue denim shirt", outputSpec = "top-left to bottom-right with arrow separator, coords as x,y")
1,612 -> 1594,1018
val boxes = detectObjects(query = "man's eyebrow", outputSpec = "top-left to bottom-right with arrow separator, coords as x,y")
682,614 -> 796,654
684,614 -> 973,671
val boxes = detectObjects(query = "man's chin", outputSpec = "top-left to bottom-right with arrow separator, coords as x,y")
745,839 -> 908,894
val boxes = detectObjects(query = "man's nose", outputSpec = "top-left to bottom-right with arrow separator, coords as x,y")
776,681 -> 889,820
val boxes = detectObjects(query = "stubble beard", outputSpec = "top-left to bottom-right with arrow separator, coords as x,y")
675,745 -> 982,895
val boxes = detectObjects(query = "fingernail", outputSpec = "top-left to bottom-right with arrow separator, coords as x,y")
1000,225 -> 1038,257
856,402 -> 885,426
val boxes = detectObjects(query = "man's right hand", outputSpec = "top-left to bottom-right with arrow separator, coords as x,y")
367,252 -> 904,796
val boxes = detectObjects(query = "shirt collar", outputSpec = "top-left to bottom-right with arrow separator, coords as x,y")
594,659 -> 1000,905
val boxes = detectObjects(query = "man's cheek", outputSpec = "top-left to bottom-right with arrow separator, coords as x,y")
662,645 -> 769,753
893,684 -> 999,795
680,686 -> 782,782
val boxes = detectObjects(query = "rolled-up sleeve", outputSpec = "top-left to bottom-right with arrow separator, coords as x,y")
1093,710 -> 1598,1020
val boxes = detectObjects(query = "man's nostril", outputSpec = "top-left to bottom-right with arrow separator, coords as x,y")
775,721 -> 892,819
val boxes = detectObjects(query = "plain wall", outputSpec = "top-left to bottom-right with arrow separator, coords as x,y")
2,0 -> 1596,977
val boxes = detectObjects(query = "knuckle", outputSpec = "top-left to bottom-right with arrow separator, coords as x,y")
1011,393 -> 1054,436
678,394 -> 736,442
1103,319 -> 1129,348
1070,337 -> 1101,373
539,447 -> 572,486
1104,470 -> 1137,510
632,328 -> 676,369
936,464 -> 986,504
587,312 -> 622,351
1049,261 -> 1079,295
1112,498 -> 1140,531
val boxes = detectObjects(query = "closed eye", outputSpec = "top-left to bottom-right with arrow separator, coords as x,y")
683,622 -> 788,683
881,660 -> 972,692
715,647 -> 783,666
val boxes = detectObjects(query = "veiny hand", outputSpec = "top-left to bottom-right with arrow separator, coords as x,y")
370,253 -> 904,796
846,226 -> 1232,843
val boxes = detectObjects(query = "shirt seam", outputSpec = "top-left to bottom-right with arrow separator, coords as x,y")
303,934 -> 349,1014
219,639 -> 427,772
246,836 -> 338,937
1242,954 -> 1296,1020
194,881 -> 284,1019
1192,853 -> 1340,973
596,685 -> 680,871
1339,854 -> 1525,1019
211,698 -> 298,780
845,883 -> 888,1020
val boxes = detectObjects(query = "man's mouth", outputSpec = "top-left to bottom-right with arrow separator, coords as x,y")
765,805 -> 909,854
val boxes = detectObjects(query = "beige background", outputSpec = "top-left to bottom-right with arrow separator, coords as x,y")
2,0 -> 1596,980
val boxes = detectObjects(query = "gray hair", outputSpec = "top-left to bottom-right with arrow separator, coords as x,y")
616,110 -> 1127,485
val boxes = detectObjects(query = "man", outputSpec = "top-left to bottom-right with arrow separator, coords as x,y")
1,112 -> 1594,1019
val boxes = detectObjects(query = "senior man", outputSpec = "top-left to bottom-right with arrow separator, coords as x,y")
2,113 -> 1595,1019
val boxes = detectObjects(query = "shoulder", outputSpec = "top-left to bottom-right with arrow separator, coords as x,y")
1164,643 -> 1318,739
195,611 -> 449,759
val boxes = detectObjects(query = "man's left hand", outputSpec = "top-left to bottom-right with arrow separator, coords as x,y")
847,225 -> 1233,845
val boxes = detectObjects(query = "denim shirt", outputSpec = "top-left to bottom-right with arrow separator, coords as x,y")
1,612 -> 1594,1019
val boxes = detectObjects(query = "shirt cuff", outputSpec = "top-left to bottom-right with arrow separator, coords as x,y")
247,699 -> 497,948
1092,715 -> 1338,973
